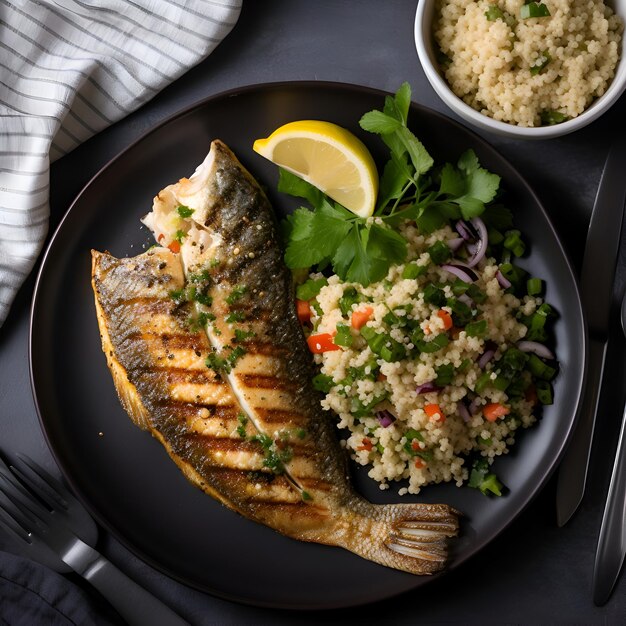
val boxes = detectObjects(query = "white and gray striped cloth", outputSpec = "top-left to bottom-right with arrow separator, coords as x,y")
0,0 -> 242,327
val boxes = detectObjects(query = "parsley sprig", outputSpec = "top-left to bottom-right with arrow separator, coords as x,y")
280,82 -> 502,286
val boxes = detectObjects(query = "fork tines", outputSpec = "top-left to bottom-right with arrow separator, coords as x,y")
12,453 -> 69,511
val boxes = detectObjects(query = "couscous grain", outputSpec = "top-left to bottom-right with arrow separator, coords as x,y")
433,0 -> 623,126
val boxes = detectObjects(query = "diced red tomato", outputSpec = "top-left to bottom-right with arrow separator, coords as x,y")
357,438 -> 373,452
377,371 -> 387,382
411,440 -> 421,451
414,458 -> 427,469
306,333 -> 341,353
424,403 -> 445,422
158,233 -> 165,243
296,299 -> 311,324
483,403 -> 510,422
437,309 -> 453,330
168,240 -> 181,254
351,306 -> 374,330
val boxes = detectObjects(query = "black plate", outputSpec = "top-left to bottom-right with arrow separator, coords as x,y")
30,82 -> 585,609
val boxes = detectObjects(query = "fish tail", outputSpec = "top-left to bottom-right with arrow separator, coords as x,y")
339,501 -> 459,575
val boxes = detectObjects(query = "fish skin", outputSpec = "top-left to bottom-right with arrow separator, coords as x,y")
91,141 -> 459,575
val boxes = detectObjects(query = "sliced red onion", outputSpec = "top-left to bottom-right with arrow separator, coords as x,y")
376,409 -> 395,428
466,217 -> 488,268
448,237 -> 465,252
496,270 -> 511,289
477,342 -> 497,369
416,381 -> 441,394
469,397 -> 481,415
457,401 -> 471,423
517,341 -> 555,360
455,220 -> 475,241
477,349 -> 495,369
441,263 -> 478,283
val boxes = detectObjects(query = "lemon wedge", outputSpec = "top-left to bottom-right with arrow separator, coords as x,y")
253,120 -> 378,218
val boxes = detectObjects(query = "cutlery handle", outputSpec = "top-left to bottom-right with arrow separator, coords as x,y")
63,540 -> 188,626
556,338 -> 607,526
593,403 -> 626,606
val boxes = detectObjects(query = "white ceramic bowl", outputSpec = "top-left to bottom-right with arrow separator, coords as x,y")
414,0 -> 626,139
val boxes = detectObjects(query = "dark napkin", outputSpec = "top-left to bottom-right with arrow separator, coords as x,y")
0,550 -> 122,625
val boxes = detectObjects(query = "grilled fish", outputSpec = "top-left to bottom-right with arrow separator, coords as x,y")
91,140 -> 459,574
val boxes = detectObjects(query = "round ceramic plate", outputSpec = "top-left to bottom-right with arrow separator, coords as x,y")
30,82 -> 585,609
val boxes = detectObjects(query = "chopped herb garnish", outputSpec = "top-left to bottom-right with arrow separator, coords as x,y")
540,110 -> 569,126
194,291 -> 213,307
520,2 -> 551,19
334,323 -> 354,348
435,47 -> 452,67
522,302 -> 553,341
351,392 -> 389,418
225,311 -> 246,323
339,287 -> 367,316
423,283 -> 447,307
226,285 -> 248,305
188,269 -> 210,283
468,458 -> 503,496
176,205 -> 195,218
360,326 -> 406,362
205,352 -> 230,374
527,277 -> 543,296
169,288 -> 185,303
499,262 -> 528,292
530,51 -> 551,76
188,311 -> 215,332
296,428 -> 307,439
527,353 -> 557,380
447,297 -> 473,327
250,433 -> 292,475
485,4 -> 504,21
403,429 -> 431,458
427,240 -> 452,265
236,413 -> 248,438
401,262 -> 428,279
174,229 -> 186,243
465,319 -> 488,337
435,363 -> 455,386
301,490 -> 312,502
228,345 -> 247,367
536,380 -> 554,404
475,371 -> 493,394
312,373 -> 334,393
296,277 -> 328,301
233,328 -> 255,343
413,332 -> 449,354
503,230 -> 526,257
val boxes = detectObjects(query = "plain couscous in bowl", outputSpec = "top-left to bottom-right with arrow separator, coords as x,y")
433,0 -> 624,127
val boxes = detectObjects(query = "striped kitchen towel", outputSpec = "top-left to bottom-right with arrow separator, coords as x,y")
0,0 -> 242,327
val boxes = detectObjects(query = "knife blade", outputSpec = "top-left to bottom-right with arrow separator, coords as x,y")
555,139 -> 626,527
593,376 -> 626,605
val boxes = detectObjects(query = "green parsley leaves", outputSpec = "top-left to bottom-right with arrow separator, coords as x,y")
282,184 -> 407,285
278,82 -> 503,286
176,205 -> 195,218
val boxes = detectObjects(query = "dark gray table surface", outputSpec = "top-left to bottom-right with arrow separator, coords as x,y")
2,0 -> 626,623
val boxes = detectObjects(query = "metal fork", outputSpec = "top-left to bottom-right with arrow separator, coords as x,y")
0,454 -> 188,626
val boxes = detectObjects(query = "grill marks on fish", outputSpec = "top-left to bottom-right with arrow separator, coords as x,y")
92,247 -> 320,533
92,141 -> 459,575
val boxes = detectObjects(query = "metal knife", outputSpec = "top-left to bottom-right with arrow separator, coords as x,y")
593,335 -> 626,606
555,139 -> 626,528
